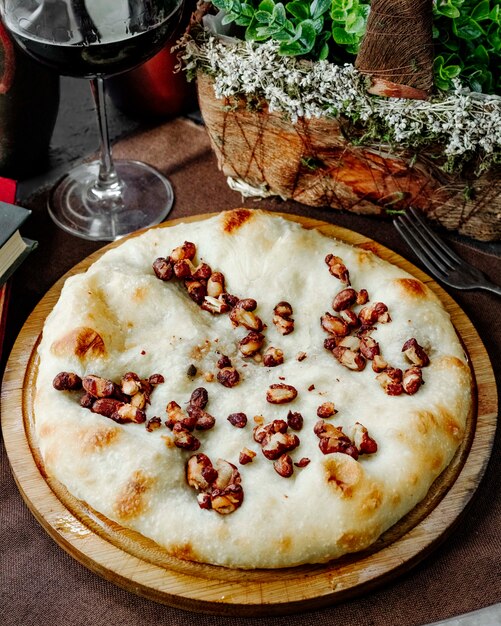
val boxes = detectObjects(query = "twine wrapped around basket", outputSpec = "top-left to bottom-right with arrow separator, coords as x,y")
185,1 -> 501,241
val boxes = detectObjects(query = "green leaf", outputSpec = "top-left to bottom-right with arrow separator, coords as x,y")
258,0 -> 275,12
332,25 -> 358,45
454,17 -> 485,40
473,43 -> 490,65
435,2 -> 461,19
443,64 -> 462,78
286,1 -> 310,21
279,19 -> 317,55
310,0 -> 332,20
345,12 -> 366,35
471,1 -> 490,21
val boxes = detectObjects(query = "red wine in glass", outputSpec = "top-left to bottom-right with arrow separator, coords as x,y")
1,0 -> 184,241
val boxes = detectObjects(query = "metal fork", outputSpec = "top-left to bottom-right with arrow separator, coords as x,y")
394,208 -> 501,296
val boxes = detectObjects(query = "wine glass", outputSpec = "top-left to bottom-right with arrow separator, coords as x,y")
0,0 -> 184,241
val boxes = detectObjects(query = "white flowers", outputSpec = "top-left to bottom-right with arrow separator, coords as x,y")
183,37 -> 501,170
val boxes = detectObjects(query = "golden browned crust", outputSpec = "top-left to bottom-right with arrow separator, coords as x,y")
394,277 -> 429,299
169,542 -> 200,562
323,456 -> 363,497
222,208 -> 254,234
80,426 -> 121,454
50,326 -> 106,360
113,470 -> 153,521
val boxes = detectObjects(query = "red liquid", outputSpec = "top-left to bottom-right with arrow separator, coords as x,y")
8,5 -> 182,78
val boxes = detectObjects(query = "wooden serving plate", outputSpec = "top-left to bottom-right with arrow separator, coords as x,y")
1,213 -> 497,616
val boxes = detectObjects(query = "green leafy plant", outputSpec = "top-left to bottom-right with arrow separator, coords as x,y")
209,0 -> 501,94
433,0 -> 500,93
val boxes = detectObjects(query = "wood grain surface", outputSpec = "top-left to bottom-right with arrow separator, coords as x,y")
1,213 -> 497,616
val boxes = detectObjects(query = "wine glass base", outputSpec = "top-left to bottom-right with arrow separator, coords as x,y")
48,160 -> 174,241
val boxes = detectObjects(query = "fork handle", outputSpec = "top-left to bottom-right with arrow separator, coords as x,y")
481,282 -> 501,297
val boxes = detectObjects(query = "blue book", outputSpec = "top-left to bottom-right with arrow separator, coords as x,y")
0,201 -> 37,287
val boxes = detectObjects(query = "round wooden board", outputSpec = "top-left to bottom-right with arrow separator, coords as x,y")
1,212 -> 497,616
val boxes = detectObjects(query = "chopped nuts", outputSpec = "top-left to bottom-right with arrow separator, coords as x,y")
266,383 -> 298,404
320,312 -> 349,337
82,375 -> 116,398
185,280 -> 207,305
332,288 -> 357,311
402,338 -> 430,367
358,302 -> 391,326
190,407 -> 216,430
173,258 -> 195,279
274,453 -> 294,477
145,416 -> 162,432
356,289 -> 369,305
350,422 -> 378,455
186,453 -> 217,491
273,301 -> 294,335
332,346 -> 366,371
206,272 -> 225,298
339,309 -> 359,328
52,371 -> 82,391
189,387 -> 209,410
217,367 -> 240,388
402,366 -> 424,395
239,448 -> 256,465
120,372 -> 142,396
201,296 -> 230,315
165,400 -> 197,431
227,412 -> 248,428
239,331 -> 265,357
376,368 -> 404,396
152,257 -> 174,281
111,403 -> 147,424
372,354 -> 389,373
229,300 -> 263,331
170,241 -> 196,262
217,355 -> 232,369
294,457 -> 311,468
286,411 -> 304,431
336,335 -> 361,352
192,262 -> 212,281
148,373 -> 165,386
325,254 -> 350,284
262,346 -> 284,367
317,402 -> 337,419
359,335 -> 380,360
172,423 -> 200,450
296,351 -> 307,361
91,398 -> 124,418
261,431 -> 300,460
314,420 -> 358,459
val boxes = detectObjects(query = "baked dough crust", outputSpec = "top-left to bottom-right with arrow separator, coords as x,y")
34,210 -> 472,569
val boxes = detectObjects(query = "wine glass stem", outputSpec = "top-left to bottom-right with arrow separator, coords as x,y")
89,76 -> 122,198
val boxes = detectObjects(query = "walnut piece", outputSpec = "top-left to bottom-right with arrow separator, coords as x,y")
274,453 -> 294,477
376,368 -> 404,396
262,346 -> 284,367
217,367 -> 240,388
239,331 -> 265,357
317,401 -> 337,418
332,346 -> 366,371
320,312 -> 349,337
325,254 -> 350,284
152,257 -> 174,281
273,301 -> 294,335
332,288 -> 358,311
52,371 -> 82,391
266,383 -> 298,404
402,366 -> 424,394
402,338 -> 430,367
227,412 -> 248,428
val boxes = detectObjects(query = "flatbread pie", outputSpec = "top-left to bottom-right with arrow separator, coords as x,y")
34,209 -> 472,569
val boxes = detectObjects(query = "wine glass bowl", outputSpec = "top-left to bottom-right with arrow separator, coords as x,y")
0,0 -> 184,241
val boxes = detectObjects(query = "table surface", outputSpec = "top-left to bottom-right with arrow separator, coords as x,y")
1,75 -> 500,626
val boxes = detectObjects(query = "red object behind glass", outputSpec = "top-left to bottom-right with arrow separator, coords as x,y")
107,3 -> 197,119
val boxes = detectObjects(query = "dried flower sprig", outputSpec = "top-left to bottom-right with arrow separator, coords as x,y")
182,36 -> 501,174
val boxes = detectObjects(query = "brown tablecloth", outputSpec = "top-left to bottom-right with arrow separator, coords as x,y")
1,118 -> 500,626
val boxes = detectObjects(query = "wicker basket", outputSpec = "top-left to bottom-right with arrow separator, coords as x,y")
187,3 -> 501,242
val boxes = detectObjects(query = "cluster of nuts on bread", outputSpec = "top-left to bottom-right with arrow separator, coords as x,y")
52,371 -> 165,427
321,254 -> 430,396
150,240 -> 382,514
